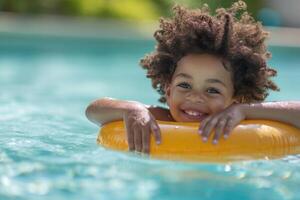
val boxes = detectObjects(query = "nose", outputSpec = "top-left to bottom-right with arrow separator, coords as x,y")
186,91 -> 205,104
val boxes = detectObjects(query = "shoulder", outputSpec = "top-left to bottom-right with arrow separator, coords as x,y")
146,105 -> 174,121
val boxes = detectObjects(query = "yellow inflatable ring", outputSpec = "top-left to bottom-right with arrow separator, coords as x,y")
97,120 -> 300,162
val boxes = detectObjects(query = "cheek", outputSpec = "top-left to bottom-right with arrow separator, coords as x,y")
170,90 -> 185,106
168,94 -> 178,110
208,98 -> 228,113
167,89 -> 185,115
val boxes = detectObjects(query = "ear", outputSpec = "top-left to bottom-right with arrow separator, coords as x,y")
164,84 -> 171,106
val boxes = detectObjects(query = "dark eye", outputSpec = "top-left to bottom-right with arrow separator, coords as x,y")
177,82 -> 191,89
207,88 -> 220,94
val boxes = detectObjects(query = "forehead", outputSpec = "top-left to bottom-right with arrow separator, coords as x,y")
174,53 -> 231,78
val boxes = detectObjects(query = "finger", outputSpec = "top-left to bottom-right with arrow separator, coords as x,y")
201,117 -> 219,143
223,118 -> 234,139
198,116 -> 212,135
134,127 -> 142,152
151,121 -> 161,144
213,118 -> 228,144
142,128 -> 150,154
124,120 -> 135,151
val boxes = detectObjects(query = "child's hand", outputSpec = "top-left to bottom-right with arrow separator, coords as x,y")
198,103 -> 245,144
123,104 -> 161,154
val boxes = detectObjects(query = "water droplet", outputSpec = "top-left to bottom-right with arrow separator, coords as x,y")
282,171 -> 292,179
264,156 -> 269,160
224,164 -> 231,172
236,172 -> 246,179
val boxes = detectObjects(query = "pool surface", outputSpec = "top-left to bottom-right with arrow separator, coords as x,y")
1,33 -> 300,200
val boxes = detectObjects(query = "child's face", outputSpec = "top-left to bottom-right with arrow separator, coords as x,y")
165,53 -> 235,122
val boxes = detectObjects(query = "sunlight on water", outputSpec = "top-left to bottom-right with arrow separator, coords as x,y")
1,36 -> 300,200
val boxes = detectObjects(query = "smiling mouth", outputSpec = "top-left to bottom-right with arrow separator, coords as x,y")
181,109 -> 208,121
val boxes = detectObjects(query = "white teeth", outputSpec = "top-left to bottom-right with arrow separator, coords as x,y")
185,110 -> 200,116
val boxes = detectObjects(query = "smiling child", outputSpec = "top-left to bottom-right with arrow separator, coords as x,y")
86,1 -> 300,153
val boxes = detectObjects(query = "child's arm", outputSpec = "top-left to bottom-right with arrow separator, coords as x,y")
242,101 -> 300,128
86,97 -> 139,126
85,97 -> 171,125
85,97 -> 165,153
199,101 -> 300,144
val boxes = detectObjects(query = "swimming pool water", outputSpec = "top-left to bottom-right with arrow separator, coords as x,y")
1,33 -> 300,200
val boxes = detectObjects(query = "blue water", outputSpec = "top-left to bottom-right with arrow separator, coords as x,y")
1,33 -> 300,200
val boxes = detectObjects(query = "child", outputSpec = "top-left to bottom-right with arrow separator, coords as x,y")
86,1 -> 300,154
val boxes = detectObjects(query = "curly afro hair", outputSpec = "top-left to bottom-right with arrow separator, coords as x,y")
140,0 -> 279,104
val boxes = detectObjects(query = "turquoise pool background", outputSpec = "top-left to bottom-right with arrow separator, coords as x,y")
0,33 -> 300,200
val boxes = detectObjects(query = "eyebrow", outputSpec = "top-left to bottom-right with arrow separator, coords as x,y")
174,73 -> 226,87
174,73 -> 192,79
206,79 -> 226,87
